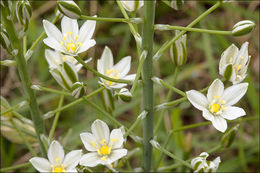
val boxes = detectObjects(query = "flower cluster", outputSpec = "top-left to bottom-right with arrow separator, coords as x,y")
30,119 -> 127,172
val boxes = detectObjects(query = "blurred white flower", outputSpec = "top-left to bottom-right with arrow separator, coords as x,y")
43,16 -> 96,55
80,119 -> 127,167
219,42 -> 250,84
191,152 -> 221,173
97,46 -> 136,89
120,0 -> 144,12
186,79 -> 248,132
30,140 -> 82,172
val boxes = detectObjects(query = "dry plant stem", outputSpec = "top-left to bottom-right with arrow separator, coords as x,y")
1,8 -> 46,156
142,1 -> 156,171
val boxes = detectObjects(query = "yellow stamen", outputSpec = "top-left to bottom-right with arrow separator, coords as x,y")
210,104 -> 220,113
91,141 -> 96,147
78,42 -> 82,46
99,145 -> 111,155
63,57 -> 67,61
63,36 -> 67,41
236,64 -> 242,72
214,95 -> 220,99
67,31 -> 73,35
100,139 -> 106,145
66,43 -> 77,52
221,105 -> 227,110
101,156 -> 107,161
74,35 -> 79,40
60,41 -> 64,46
55,158 -> 60,162
111,138 -> 117,142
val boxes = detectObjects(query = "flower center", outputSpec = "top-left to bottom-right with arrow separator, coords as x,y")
66,43 -> 77,52
209,95 -> 226,115
60,32 -> 82,53
210,104 -> 220,113
100,145 -> 111,155
52,164 -> 66,173
105,68 -> 120,85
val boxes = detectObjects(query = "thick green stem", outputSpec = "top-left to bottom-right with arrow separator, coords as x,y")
142,1 -> 156,171
2,8 -> 46,156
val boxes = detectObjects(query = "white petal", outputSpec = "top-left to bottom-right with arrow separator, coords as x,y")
77,39 -> 96,54
78,19 -> 96,42
66,168 -> 77,173
63,150 -> 82,170
100,46 -> 114,72
207,79 -> 224,101
123,74 -> 136,81
91,119 -> 110,144
234,42 -> 249,67
213,156 -> 221,166
221,106 -> 246,120
50,69 -> 66,90
202,110 -> 214,121
229,68 -> 237,84
80,152 -> 101,167
107,149 -> 127,164
186,90 -> 208,111
61,16 -> 78,36
29,157 -> 51,172
109,83 -> 127,89
121,1 -> 135,12
222,83 -> 248,105
43,20 -> 62,42
45,49 -> 61,68
43,37 -> 64,52
109,129 -> 124,149
80,132 -> 99,151
211,116 -> 227,132
113,56 -> 131,78
48,140 -> 65,165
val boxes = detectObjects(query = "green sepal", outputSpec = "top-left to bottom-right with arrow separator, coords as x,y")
224,64 -> 233,81
63,62 -> 78,84
221,124 -> 239,148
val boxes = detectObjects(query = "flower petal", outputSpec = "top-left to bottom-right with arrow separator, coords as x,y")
43,20 -> 62,42
109,83 -> 127,89
202,110 -> 214,121
234,42 -> 249,67
91,119 -> 110,144
211,116 -> 227,132
99,46 -> 114,73
123,74 -> 136,81
63,150 -> 82,170
221,106 -> 246,120
107,149 -> 127,164
48,140 -> 65,165
222,83 -> 248,106
78,19 -> 96,42
43,37 -> 64,52
207,79 -> 224,101
113,56 -> 131,78
66,168 -> 77,173
61,16 -> 78,36
80,132 -> 99,151
186,90 -> 208,111
29,157 -> 51,172
121,1 -> 135,12
77,39 -> 96,54
109,129 -> 124,149
45,49 -> 62,68
80,152 -> 101,167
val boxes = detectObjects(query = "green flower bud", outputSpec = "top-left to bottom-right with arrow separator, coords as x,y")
0,28 -> 11,54
57,0 -> 81,19
232,20 -> 255,36
170,30 -> 187,66
0,0 -> 12,17
100,89 -> 114,112
171,0 -> 184,10
16,0 -> 32,31
117,88 -> 132,102
221,124 -> 239,148
71,82 -> 86,98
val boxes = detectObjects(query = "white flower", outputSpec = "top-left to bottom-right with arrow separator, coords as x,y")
219,42 -> 250,84
43,16 -> 96,55
30,140 -> 82,172
80,119 -> 127,167
120,0 -> 144,12
191,152 -> 221,173
97,46 -> 136,89
45,49 -> 91,91
186,79 -> 248,132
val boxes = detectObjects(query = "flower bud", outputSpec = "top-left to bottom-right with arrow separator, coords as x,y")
71,82 -> 86,98
170,30 -> 187,66
232,20 -> 255,36
57,0 -> 81,19
0,29 -> 11,54
0,96 -> 12,118
16,0 -> 32,31
0,60 -> 16,66
121,0 -> 144,12
171,0 -> 184,10
117,88 -> 132,102
1,0 -> 12,17
221,124 -> 239,148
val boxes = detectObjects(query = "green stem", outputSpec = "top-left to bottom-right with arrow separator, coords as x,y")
0,162 -> 31,172
124,111 -> 147,138
48,94 -> 65,141
80,15 -> 142,24
142,1 -> 156,171
33,85 -> 71,96
74,56 -> 132,84
154,24 -> 232,35
153,1 -> 222,60
1,101 -> 28,116
2,7 -> 46,156
10,119 -> 36,156
23,35 -> 27,55
157,78 -> 186,97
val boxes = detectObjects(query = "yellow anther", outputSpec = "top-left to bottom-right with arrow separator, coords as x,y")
106,69 -> 112,75
99,145 -> 111,155
67,31 -> 73,35
113,69 -> 118,73
219,99 -> 226,104
214,95 -> 220,99
63,36 -> 67,41
210,104 -> 220,113
60,41 -> 64,46
66,43 -> 77,52
100,139 -> 106,145
101,156 -> 107,161
111,138 -> 117,142
53,166 -> 65,173
63,57 -> 67,61
55,158 -> 60,162
78,42 -> 82,46
74,35 -> 78,40
91,141 -> 96,147
221,105 -> 227,110
236,64 -> 242,71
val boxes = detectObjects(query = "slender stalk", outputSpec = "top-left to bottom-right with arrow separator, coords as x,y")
1,101 -> 28,116
153,1 -> 222,60
74,56 -> 132,84
154,24 -> 232,35
23,35 -> 27,55
48,94 -> 65,141
80,15 -> 142,24
33,85 -> 71,96
124,111 -> 147,138
142,1 -> 156,171
2,8 -> 46,156
157,78 -> 186,97
0,162 -> 31,172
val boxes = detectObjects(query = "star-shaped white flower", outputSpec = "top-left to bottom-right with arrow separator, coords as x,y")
80,119 -> 127,167
30,140 -> 82,172
120,0 -> 144,12
43,16 -> 96,55
191,152 -> 221,173
219,42 -> 250,84
97,46 -> 136,89
186,79 -> 248,132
